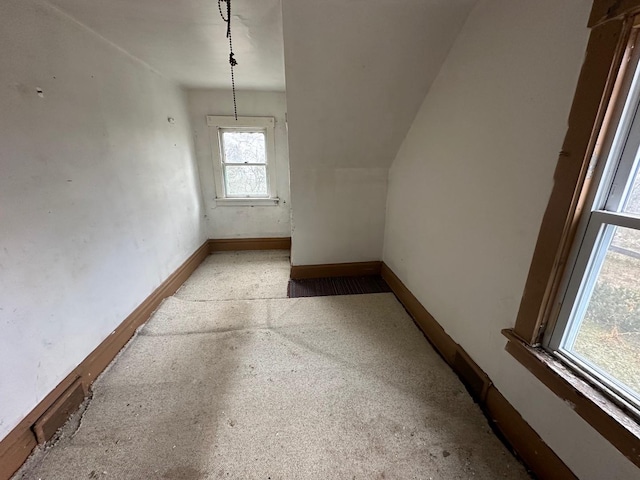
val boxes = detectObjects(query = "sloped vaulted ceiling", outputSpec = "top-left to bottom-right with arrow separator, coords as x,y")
45,0 -> 286,90
282,0 -> 477,169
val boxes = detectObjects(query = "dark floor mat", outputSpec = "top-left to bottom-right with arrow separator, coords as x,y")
287,275 -> 392,298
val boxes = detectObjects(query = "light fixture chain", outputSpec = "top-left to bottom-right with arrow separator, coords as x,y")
218,0 -> 238,120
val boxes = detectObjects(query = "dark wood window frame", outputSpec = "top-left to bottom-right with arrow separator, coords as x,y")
503,0 -> 640,468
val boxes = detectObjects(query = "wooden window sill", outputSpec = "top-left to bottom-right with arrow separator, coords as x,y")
213,197 -> 280,207
502,328 -> 640,468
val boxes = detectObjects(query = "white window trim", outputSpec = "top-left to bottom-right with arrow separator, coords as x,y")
206,115 -> 278,206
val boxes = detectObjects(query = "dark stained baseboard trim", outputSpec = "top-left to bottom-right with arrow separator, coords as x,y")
290,261 -> 382,280
380,262 -> 578,480
0,241 -> 210,480
209,237 -> 291,252
0,429 -> 36,480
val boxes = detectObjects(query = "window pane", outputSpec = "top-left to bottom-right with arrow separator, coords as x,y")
569,226 -> 640,398
623,163 -> 640,215
221,131 -> 266,164
224,165 -> 267,196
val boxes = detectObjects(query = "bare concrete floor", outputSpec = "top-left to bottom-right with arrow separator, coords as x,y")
14,251 -> 531,479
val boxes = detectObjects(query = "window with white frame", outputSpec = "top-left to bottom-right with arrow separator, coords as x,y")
545,33 -> 640,415
207,116 -> 278,205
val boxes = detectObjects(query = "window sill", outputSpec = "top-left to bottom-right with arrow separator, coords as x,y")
214,198 -> 280,207
502,328 -> 640,468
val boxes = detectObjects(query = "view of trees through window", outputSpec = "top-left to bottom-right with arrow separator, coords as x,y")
221,130 -> 268,196
571,168 -> 640,398
225,165 -> 268,196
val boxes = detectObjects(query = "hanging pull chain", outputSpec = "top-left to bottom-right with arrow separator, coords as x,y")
218,0 -> 238,120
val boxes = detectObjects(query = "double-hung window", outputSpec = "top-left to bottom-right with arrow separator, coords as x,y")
544,29 -> 640,415
207,116 -> 278,205
504,4 -> 640,466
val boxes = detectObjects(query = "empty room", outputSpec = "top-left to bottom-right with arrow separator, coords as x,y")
1,0 -> 639,479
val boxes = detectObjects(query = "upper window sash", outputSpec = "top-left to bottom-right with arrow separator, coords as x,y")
597,41 -> 640,214
218,128 -> 268,166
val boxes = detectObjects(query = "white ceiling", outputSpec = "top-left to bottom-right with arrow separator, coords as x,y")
46,0 -> 286,91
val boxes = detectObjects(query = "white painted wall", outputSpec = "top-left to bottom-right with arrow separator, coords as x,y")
281,0 -> 476,266
383,1 -> 639,478
0,0 -> 204,442
187,89 -> 291,239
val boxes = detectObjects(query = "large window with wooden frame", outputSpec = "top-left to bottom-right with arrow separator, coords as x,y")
504,1 -> 640,469
546,27 -> 640,414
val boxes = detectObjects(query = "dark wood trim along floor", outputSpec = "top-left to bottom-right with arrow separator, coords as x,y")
0,241 -> 211,480
209,237 -> 291,252
290,261 -> 382,280
380,262 -> 578,480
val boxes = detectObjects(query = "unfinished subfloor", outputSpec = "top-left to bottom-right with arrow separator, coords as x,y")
15,250 -> 530,479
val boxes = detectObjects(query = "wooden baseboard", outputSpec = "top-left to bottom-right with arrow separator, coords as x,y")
290,261 -> 382,280
483,385 -> 577,479
0,241 -> 210,480
209,237 -> 291,252
0,429 -> 36,480
380,262 -> 577,480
